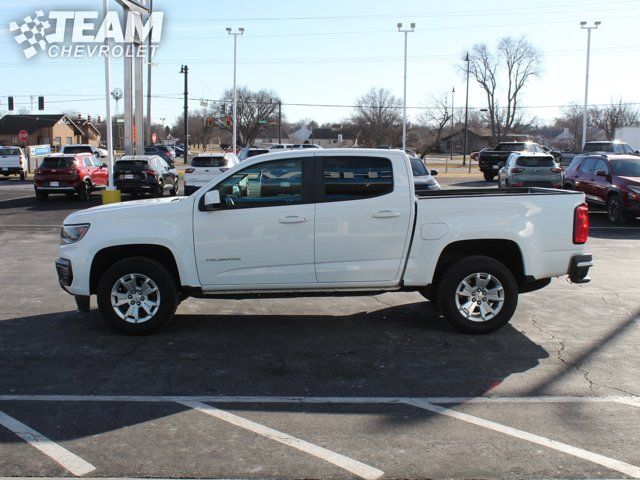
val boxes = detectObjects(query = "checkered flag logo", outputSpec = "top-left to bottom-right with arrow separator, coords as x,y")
8,10 -> 52,59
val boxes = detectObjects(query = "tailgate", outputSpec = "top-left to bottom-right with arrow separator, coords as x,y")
0,155 -> 21,168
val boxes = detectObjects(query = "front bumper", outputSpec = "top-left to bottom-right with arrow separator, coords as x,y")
568,254 -> 593,284
55,258 -> 73,291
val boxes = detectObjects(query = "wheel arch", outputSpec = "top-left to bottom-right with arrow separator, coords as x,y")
90,244 -> 181,294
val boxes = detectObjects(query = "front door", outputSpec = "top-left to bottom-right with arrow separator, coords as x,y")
314,154 -> 412,283
194,157 -> 316,287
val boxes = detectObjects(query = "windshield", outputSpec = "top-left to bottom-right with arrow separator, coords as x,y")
410,157 -> 430,176
248,149 -> 269,157
0,148 -> 21,155
63,146 -> 92,154
40,157 -> 74,168
583,142 -> 613,152
495,143 -> 526,152
610,159 -> 640,177
191,156 -> 227,168
515,156 -> 556,167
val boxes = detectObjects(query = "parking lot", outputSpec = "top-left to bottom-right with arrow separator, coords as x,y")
1,175 -> 639,479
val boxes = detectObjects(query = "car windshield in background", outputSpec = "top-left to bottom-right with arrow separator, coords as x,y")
191,157 -> 227,167
0,148 -> 21,155
114,160 -> 149,169
248,149 -> 269,157
583,143 -> 612,152
410,157 -> 430,176
63,146 -> 92,154
516,156 -> 556,167
40,157 -> 74,168
610,159 -> 640,177
496,143 -> 526,151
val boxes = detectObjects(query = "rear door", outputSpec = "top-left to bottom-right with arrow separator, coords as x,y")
314,153 -> 413,284
576,157 -> 598,201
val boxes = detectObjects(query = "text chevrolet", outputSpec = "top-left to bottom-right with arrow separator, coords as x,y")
56,149 -> 593,334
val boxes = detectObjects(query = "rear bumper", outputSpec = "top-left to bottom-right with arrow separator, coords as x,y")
568,254 -> 593,284
35,186 -> 79,193
115,180 -> 157,193
1,166 -> 24,174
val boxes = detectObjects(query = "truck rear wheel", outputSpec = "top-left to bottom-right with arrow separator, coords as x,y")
483,171 -> 495,181
97,257 -> 178,334
437,255 -> 518,334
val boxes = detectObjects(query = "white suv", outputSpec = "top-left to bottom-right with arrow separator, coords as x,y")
184,153 -> 238,195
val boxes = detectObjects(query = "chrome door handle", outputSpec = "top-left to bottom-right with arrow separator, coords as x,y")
372,210 -> 401,219
279,216 -> 309,224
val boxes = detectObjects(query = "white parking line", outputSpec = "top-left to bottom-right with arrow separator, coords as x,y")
177,400 -> 384,480
0,195 -> 33,204
404,399 -> 640,479
0,410 -> 96,477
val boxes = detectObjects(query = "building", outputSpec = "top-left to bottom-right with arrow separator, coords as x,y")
438,127 -> 493,154
254,125 -> 290,146
309,126 -> 356,148
0,114 -> 100,150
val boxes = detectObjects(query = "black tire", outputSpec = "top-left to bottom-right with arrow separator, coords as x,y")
153,180 -> 164,197
35,190 -> 48,201
79,181 -> 92,201
19,171 -> 26,181
97,257 -> 178,334
607,194 -> 627,225
437,255 -> 518,334
483,171 -> 495,181
169,179 -> 179,196
564,182 -> 574,190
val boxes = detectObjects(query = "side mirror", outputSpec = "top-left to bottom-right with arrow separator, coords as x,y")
204,190 -> 221,208
430,169 -> 439,176
595,170 -> 607,177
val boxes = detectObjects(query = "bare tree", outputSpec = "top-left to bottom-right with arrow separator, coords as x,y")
416,91 -> 453,152
350,87 -> 402,147
212,87 -> 281,147
555,103 -> 583,149
464,36 -> 541,143
590,100 -> 640,140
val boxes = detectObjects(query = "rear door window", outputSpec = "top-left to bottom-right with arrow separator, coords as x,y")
580,158 -> 597,174
322,156 -> 393,202
594,159 -> 609,175
567,156 -> 585,171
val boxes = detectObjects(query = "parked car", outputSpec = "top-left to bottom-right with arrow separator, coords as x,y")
292,144 -> 324,150
114,155 -> 179,197
0,146 -> 27,180
144,145 -> 176,167
268,143 -> 294,151
478,142 -> 547,181
542,146 -> 562,161
56,148 -> 592,335
61,144 -> 105,160
238,147 -> 269,162
564,153 -> 640,224
498,152 -> 563,189
410,156 -> 441,193
470,148 -> 488,161
560,140 -> 639,167
184,153 -> 239,195
34,153 -> 108,201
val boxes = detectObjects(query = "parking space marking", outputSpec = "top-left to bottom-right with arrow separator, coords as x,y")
0,195 -> 33,204
0,410 -> 96,477
614,397 -> 640,409
177,400 -> 384,480
404,399 -> 640,479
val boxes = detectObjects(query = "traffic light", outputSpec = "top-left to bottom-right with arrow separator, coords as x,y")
38,96 -> 44,110
207,117 -> 214,127
225,116 -> 231,126
8,97 -> 14,111
221,104 -> 226,115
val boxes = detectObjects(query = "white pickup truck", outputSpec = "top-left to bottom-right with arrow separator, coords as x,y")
56,149 -> 593,335
0,146 -> 27,180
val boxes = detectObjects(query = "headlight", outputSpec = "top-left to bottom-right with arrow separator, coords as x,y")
60,224 -> 90,245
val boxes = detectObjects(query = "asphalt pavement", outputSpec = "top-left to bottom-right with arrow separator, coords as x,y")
0,176 -> 639,479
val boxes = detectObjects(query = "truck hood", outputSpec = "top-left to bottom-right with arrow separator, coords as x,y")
63,196 -> 191,225
619,176 -> 640,185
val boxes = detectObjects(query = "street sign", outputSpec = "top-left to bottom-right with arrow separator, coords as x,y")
152,133 -> 157,143
18,130 -> 28,143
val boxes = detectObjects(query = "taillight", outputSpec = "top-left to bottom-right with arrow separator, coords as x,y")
551,167 -> 562,173
35,169 -> 41,175
511,167 -> 524,173
70,169 -> 79,178
144,169 -> 157,176
185,168 -> 195,173
573,203 -> 589,244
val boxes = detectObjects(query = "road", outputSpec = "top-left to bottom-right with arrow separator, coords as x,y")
0,176 -> 639,479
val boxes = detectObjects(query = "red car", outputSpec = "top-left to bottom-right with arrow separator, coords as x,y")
564,153 -> 640,224
34,153 -> 108,201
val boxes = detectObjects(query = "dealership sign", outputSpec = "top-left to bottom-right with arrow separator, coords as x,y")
9,10 -> 164,59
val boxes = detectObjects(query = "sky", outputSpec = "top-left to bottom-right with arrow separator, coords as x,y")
0,0 -> 639,128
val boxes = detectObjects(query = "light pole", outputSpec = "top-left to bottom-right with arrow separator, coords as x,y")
102,0 -> 116,198
227,27 -> 244,153
449,86 -> 455,171
397,22 -> 415,152
463,52 -> 470,167
180,65 -> 189,164
580,20 -> 600,148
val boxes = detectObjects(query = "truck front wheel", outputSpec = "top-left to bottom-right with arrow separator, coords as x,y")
483,171 -> 495,181
97,257 -> 178,334
437,255 -> 518,334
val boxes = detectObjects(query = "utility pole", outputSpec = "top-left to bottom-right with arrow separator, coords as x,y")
227,27 -> 245,152
146,0 -> 153,144
278,100 -> 282,144
397,22 -> 415,151
448,86 -> 455,172
180,65 -> 189,164
463,52 -> 470,168
580,21 -> 601,149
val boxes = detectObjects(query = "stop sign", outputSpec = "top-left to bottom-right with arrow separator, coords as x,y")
18,130 -> 28,143
151,133 -> 157,144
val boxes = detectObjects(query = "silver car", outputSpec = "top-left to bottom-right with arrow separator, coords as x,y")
498,152 -> 563,189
